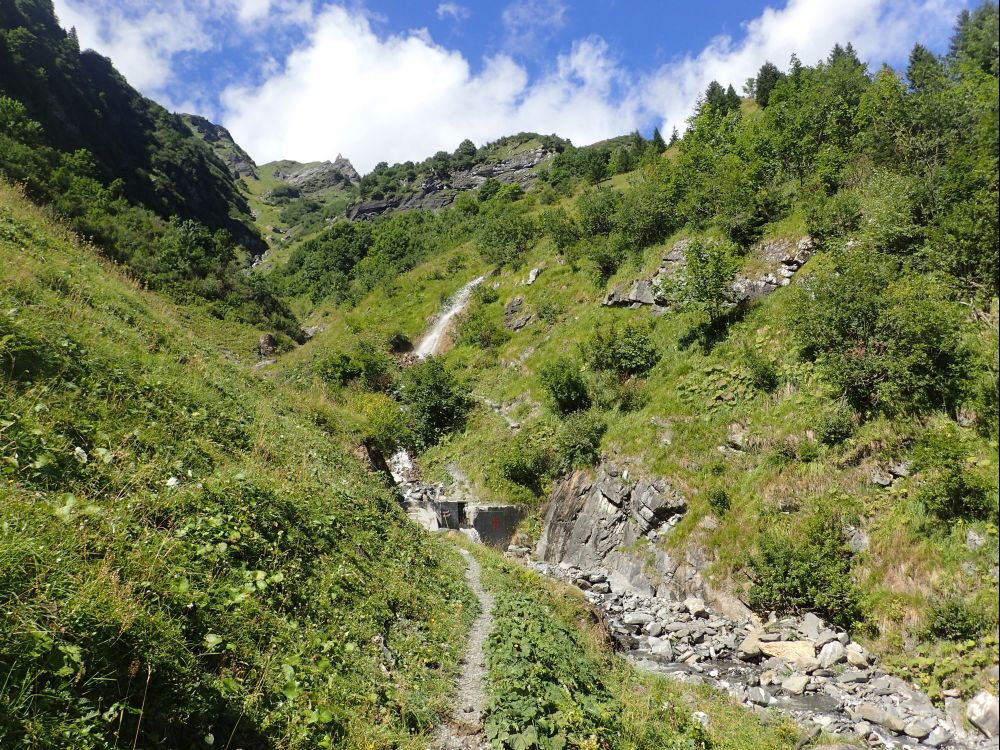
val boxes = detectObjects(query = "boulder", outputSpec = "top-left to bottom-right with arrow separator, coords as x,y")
781,673 -> 809,695
967,691 -> 999,738
845,643 -> 869,667
738,628 -> 765,659
758,640 -> 818,669
818,641 -> 846,669
684,597 -> 708,618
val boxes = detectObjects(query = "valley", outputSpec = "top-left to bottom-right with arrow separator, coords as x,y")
1,1 -> 998,749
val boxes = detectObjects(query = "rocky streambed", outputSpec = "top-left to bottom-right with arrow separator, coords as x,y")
506,461 -> 999,749
523,557 -> 997,749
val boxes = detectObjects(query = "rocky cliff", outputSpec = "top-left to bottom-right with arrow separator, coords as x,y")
181,114 -> 259,179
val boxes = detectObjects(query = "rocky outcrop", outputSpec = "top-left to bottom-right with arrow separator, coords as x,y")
503,296 -> 532,331
181,114 -> 259,179
348,147 -> 554,220
604,236 -> 814,310
274,155 -> 360,194
535,463 -> 713,602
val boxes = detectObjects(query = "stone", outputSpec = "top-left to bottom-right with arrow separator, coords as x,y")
844,644 -> 868,667
738,629 -> 765,659
747,687 -> 772,706
726,422 -> 748,451
836,670 -> 869,684
800,612 -> 823,640
818,641 -> 846,669
623,612 -> 654,626
781,673 -> 809,695
853,704 -> 888,727
870,466 -> 894,486
902,718 -> 934,739
645,621 -> 664,637
758,641 -> 818,669
760,669 -> 778,686
967,691 -> 999,738
684,597 -> 708,618
650,639 -> 673,659
924,726 -> 952,747
257,332 -> 277,357
526,267 -> 541,285
842,525 -> 869,554
966,528 -> 987,551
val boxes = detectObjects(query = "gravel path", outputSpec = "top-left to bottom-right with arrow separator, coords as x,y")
428,549 -> 493,750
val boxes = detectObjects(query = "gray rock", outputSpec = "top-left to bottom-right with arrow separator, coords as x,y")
800,612 -> 823,640
526,267 -> 541,285
747,687 -> 772,706
818,641 -> 846,669
623,612 -> 653,626
845,644 -> 869,667
902,718 -> 934,739
257,332 -> 277,358
968,690 -> 999,738
842,525 -> 870,554
684,597 -> 708,618
966,528 -> 987,551
781,673 -> 810,695
836,670 -> 869,684
924,726 -> 952,747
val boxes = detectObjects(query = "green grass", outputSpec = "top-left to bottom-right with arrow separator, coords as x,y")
0,180 -> 476,749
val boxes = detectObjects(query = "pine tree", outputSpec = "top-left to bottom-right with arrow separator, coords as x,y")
725,84 -> 741,113
651,127 -> 667,153
668,127 -> 679,146
753,61 -> 784,107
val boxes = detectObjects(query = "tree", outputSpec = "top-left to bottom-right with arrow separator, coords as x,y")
651,127 -> 667,153
753,61 -> 784,107
662,238 -> 740,326
703,80 -> 728,113
477,203 -> 536,267
399,358 -> 471,448
725,84 -> 741,112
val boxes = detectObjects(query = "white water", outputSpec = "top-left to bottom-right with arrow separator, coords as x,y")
414,275 -> 486,359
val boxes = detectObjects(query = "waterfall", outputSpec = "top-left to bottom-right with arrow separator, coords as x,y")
413,275 -> 485,359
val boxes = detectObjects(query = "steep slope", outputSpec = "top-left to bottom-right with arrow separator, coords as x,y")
0,180 -> 474,748
0,0 -> 261,250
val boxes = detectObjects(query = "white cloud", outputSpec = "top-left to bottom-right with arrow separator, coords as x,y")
53,0 -> 210,92
641,0 -> 961,137
501,0 -> 568,56
54,0 -> 963,172
436,3 -> 470,22
220,6 -> 642,172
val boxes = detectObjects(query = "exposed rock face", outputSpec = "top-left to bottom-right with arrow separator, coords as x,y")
604,236 -> 814,310
181,114 -> 259,179
348,147 -> 554,220
968,692 -> 999,738
274,155 -> 360,194
503,296 -> 532,331
535,463 -> 706,601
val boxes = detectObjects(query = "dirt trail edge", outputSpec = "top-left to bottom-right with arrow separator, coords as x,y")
428,549 -> 493,749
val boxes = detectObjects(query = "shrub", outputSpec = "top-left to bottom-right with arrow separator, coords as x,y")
457,305 -> 509,349
661,237 -> 741,326
912,425 -> 995,524
497,433 -> 555,494
746,513 -> 864,630
583,321 -> 660,377
926,595 -> 993,641
588,370 -> 649,412
576,187 -> 619,236
399,358 -> 471,448
557,411 -> 606,469
539,357 -> 590,414
707,487 -> 731,514
477,204 -> 536,268
817,405 -> 855,445
318,343 -> 396,392
347,392 -> 411,455
742,344 -> 780,392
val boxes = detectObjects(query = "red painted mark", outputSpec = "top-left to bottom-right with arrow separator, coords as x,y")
492,516 -> 501,529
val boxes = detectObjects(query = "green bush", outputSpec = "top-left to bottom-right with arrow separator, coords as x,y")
746,513 -> 864,630
539,357 -> 590,414
742,344 -> 780,392
497,433 -> 555,494
557,411 -> 606,469
457,304 -> 509,349
707,487 -> 731,515
817,405 -> 855,445
317,343 -> 397,391
588,370 -> 649,413
399,358 -> 471,449
926,595 -> 994,641
794,253 -> 971,415
912,425 -> 995,523
583,321 -> 660,377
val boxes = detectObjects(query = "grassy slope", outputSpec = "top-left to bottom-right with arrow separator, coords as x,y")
0,181 -> 476,749
268,168 -> 998,701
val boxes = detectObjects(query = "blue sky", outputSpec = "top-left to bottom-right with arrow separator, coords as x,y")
53,0 -> 967,171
